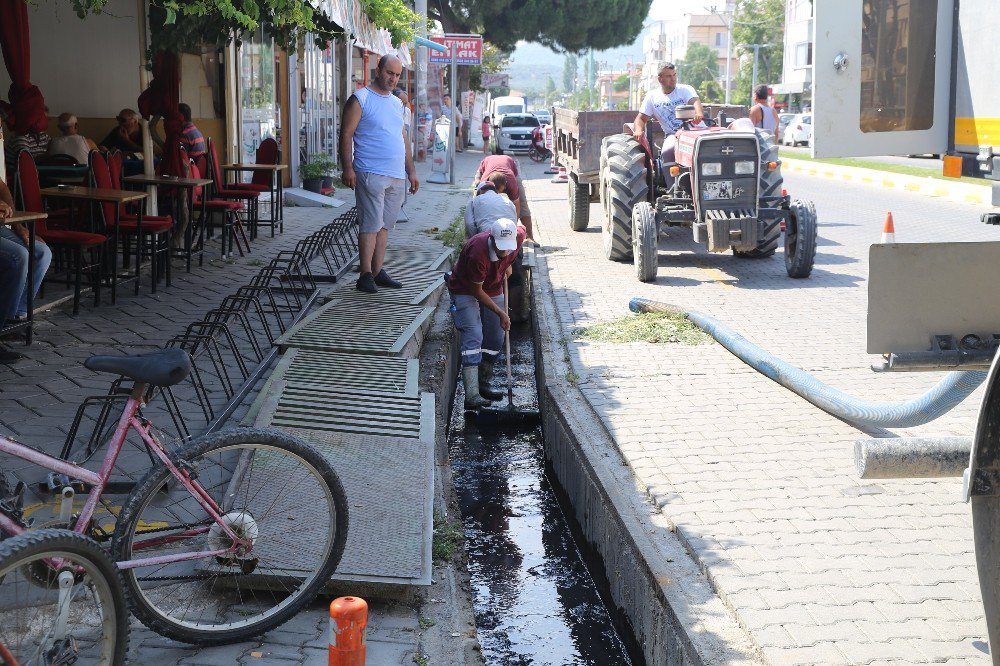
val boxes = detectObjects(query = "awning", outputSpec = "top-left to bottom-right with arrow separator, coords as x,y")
329,0 -> 411,66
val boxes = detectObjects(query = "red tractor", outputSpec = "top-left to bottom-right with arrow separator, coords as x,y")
598,105 -> 817,282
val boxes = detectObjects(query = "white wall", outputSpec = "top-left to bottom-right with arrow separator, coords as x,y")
0,0 -> 144,118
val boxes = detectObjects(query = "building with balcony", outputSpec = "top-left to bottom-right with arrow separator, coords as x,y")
774,0 -> 814,112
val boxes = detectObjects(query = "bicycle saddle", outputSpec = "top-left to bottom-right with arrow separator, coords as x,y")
84,349 -> 192,387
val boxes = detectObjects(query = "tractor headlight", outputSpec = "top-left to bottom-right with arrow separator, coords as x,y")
734,161 -> 756,175
701,162 -> 722,176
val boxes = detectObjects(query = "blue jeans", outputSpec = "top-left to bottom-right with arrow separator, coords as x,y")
0,227 -> 52,320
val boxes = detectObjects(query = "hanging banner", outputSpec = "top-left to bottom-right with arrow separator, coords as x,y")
428,34 -> 483,65
480,72 -> 509,89
461,91 -> 476,122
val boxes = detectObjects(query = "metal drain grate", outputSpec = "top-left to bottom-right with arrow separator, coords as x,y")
254,383 -> 433,440
351,248 -> 454,273
322,270 -> 445,306
279,350 -> 418,396
273,298 -> 433,356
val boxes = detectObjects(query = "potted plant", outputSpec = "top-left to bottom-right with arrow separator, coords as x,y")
299,153 -> 337,193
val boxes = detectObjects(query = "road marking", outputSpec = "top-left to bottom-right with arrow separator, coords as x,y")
698,265 -> 737,289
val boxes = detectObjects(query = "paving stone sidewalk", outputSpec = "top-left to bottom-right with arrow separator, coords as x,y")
524,158 -> 999,664
0,151 -> 483,664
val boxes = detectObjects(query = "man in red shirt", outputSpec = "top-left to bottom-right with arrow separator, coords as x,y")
448,218 -> 527,409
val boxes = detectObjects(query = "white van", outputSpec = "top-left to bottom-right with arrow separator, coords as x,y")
488,96 -> 527,123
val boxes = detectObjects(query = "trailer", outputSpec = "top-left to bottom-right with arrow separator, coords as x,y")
812,0 -> 1000,220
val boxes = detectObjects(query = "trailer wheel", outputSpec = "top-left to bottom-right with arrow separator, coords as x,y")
785,199 -> 818,278
568,173 -> 590,231
604,137 -> 648,262
733,218 -> 780,258
632,202 -> 658,282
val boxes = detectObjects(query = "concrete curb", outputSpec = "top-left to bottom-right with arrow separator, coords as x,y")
531,247 -> 764,665
781,156 -> 991,206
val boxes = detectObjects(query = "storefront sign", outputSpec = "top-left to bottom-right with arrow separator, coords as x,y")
428,34 -> 483,65
480,72 -> 509,89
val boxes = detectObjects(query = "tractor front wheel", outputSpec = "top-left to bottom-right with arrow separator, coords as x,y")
785,199 -> 818,278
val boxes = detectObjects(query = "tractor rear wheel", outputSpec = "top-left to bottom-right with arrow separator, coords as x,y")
733,218 -> 780,258
603,136 -> 648,262
756,128 -> 783,199
599,134 -> 628,210
785,199 -> 817,278
632,202 -> 658,282
568,173 -> 590,231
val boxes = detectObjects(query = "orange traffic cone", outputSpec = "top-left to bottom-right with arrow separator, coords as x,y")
329,596 -> 367,665
880,212 -> 895,243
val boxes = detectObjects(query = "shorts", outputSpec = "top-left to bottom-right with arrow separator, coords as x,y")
355,171 -> 406,234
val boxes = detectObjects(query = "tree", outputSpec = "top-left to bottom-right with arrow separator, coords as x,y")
563,53 -> 578,92
676,43 -> 719,102
731,0 -> 785,105
613,73 -> 629,92
431,0 -> 652,53
544,77 -> 558,105
70,0 -> 418,53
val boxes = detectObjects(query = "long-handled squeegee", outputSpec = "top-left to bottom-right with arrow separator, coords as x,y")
476,276 -> 541,427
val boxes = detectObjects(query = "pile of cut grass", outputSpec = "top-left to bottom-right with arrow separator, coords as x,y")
575,312 -> 710,345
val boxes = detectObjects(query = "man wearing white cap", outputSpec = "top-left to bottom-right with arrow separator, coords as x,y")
447,218 -> 527,409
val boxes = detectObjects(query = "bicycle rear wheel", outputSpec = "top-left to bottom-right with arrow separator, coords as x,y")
0,529 -> 129,665
112,427 -> 348,646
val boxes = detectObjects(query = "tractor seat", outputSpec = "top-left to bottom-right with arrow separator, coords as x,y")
84,349 -> 192,387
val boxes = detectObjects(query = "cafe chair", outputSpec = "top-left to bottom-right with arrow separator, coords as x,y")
17,150 -> 106,314
192,158 -> 249,258
90,151 -> 173,295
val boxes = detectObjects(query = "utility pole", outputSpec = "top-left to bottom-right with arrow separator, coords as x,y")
739,43 -> 771,92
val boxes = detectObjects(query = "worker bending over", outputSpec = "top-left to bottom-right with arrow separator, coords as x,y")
447,218 -> 527,409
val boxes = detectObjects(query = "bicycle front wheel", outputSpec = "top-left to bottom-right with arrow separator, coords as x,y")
112,427 -> 349,646
0,529 -> 129,665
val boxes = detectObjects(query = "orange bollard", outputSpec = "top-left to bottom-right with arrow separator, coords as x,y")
329,596 -> 368,666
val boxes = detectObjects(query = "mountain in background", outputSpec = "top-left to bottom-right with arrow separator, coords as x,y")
506,35 -> 646,93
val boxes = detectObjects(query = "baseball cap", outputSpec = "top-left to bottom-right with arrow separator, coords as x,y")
491,218 -> 518,251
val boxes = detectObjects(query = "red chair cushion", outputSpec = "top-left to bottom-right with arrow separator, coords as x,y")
216,188 -> 260,199
199,199 -> 244,211
117,214 -> 173,233
38,229 -> 107,247
231,183 -> 270,192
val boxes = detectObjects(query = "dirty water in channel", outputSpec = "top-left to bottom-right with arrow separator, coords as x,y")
449,322 -> 635,666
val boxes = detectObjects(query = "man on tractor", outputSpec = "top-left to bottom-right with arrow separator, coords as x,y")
632,62 -> 704,166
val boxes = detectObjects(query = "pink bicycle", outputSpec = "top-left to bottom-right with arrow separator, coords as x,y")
0,349 -> 349,647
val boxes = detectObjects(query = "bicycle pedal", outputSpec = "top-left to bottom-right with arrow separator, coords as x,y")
0,480 -> 27,524
44,473 -> 86,494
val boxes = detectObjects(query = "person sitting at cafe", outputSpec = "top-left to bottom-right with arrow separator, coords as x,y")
100,108 -> 160,156
2,104 -> 51,174
47,112 -> 98,164
177,103 -> 206,158
0,176 -> 51,363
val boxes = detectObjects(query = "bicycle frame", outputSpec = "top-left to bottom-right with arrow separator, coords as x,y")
0,383 -> 246,570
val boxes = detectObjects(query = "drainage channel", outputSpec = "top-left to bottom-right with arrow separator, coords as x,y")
449,322 -> 638,666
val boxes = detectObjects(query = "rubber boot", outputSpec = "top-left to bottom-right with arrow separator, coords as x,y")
463,365 -> 492,409
478,359 -> 505,401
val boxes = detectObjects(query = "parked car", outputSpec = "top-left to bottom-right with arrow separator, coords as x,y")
533,110 -> 552,125
496,113 -> 541,154
783,114 -> 812,146
778,113 -> 795,138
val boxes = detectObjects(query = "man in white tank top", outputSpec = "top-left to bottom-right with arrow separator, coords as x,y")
748,85 -> 780,143
340,55 -> 419,293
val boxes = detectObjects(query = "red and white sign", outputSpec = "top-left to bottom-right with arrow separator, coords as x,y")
428,34 -> 483,65
544,125 -> 553,150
